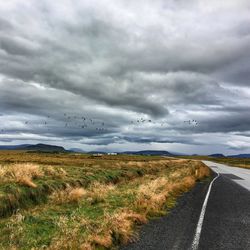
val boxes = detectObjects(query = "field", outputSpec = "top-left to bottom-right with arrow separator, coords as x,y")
0,151 -> 210,250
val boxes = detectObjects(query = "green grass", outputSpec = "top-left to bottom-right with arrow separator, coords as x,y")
0,151 -> 211,249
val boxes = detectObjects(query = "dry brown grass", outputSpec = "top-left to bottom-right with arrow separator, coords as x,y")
49,215 -> 92,250
194,163 -> 210,180
0,163 -> 43,187
43,166 -> 67,178
92,209 -> 148,248
106,210 -> 145,244
50,209 -> 148,249
237,164 -> 250,169
19,177 -> 38,188
135,177 -> 169,215
49,182 -> 116,205
69,188 -> 87,203
50,187 -> 87,204
80,243 -> 93,250
87,182 -> 116,204
134,174 -> 197,216
91,234 -> 113,248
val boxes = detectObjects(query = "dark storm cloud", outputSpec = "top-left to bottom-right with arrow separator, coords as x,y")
0,0 -> 250,153
120,135 -> 202,145
0,35 -> 41,56
187,112 -> 250,134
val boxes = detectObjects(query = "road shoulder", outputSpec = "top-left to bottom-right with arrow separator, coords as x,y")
121,177 -> 213,250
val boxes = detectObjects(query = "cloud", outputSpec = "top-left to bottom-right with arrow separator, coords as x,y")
227,140 -> 250,151
0,0 -> 250,153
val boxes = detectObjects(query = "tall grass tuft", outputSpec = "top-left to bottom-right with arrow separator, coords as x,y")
49,186 -> 87,204
0,163 -> 43,188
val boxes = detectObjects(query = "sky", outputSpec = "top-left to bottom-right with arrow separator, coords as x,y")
0,0 -> 250,155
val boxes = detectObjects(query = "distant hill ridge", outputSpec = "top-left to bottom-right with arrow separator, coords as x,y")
0,146 -> 174,155
0,143 -> 66,152
0,144 -> 249,158
69,148 -> 85,153
121,150 -> 174,156
25,143 -> 66,152
228,154 -> 250,158
0,144 -> 30,150
209,154 -> 225,158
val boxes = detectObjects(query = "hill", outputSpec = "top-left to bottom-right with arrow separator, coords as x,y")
0,143 -> 66,152
121,150 -> 174,156
209,154 -> 225,158
87,151 -> 107,155
228,154 -> 250,158
0,144 -> 31,150
69,148 -> 85,153
25,143 -> 66,152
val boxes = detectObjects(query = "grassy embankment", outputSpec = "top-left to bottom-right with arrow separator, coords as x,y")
0,151 -> 210,249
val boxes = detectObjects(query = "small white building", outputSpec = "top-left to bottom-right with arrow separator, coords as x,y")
92,153 -> 104,157
108,152 -> 117,155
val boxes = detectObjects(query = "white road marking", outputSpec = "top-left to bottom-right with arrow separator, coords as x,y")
191,171 -> 220,250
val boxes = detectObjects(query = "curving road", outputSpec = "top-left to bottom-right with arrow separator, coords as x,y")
122,161 -> 250,250
203,160 -> 250,191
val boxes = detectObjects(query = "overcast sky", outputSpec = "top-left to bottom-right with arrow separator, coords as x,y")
0,0 -> 250,154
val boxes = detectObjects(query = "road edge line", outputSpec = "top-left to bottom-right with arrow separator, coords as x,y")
191,169 -> 220,250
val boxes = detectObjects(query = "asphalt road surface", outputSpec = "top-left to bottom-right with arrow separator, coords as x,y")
122,161 -> 250,250
203,160 -> 250,191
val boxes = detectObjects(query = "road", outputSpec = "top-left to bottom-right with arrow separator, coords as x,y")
203,160 -> 250,191
121,161 -> 250,250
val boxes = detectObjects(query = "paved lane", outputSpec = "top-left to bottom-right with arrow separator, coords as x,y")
198,162 -> 250,250
203,160 -> 250,191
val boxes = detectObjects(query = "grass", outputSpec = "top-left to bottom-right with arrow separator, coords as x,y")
0,151 -> 211,249
0,163 -> 44,188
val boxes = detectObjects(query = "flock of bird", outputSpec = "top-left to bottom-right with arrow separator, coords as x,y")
0,113 -> 199,133
24,114 -> 109,132
184,120 -> 198,126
